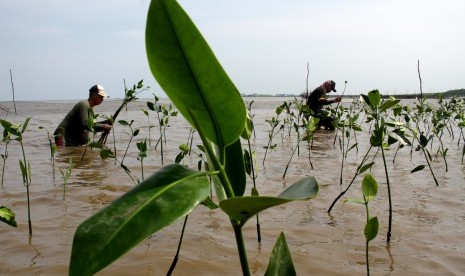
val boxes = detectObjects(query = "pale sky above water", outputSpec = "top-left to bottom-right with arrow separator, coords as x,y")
1,0 -> 464,101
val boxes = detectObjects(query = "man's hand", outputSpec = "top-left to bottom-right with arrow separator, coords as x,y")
102,124 -> 112,132
334,97 -> 342,103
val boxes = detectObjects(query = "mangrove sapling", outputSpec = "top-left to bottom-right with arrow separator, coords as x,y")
360,91 -> 400,242
146,93 -> 161,147
98,80 -> 149,145
69,1 -> 320,275
95,145 -> 139,185
345,174 -> 379,276
282,115 -> 318,178
409,130 -> 439,186
327,145 -> 375,214
118,119 -> 139,166
1,131 -> 10,188
154,103 -> 178,166
0,117 -> 33,236
242,112 -> 262,242
457,114 -> 465,163
59,159 -> 73,200
141,108 -> 154,147
136,139 -> 148,181
39,126 -> 57,181
81,109 -> 101,161
186,127 -> 196,155
431,109 -> 449,172
263,104 -> 285,165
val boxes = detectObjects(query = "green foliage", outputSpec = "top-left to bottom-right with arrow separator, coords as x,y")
264,232 -> 296,276
0,206 -> 17,227
146,0 -> 245,150
70,1 -> 320,275
220,176 -> 318,227
69,164 -> 211,276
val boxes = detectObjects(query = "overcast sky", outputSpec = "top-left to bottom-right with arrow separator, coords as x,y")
1,0 -> 464,101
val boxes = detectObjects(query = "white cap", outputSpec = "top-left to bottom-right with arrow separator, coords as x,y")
90,84 -> 109,97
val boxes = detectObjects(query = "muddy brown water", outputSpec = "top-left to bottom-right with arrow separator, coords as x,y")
1,97 -> 464,275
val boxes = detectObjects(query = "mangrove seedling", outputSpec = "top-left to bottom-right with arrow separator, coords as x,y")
136,138 -> 148,181
0,117 -> 33,236
1,130 -> 10,188
39,126 -> 57,181
263,103 -> 285,165
59,158 -> 73,200
118,119 -> 139,165
345,174 -> 379,276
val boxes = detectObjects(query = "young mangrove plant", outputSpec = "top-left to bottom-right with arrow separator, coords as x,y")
263,103 -> 285,165
360,91 -> 400,242
0,117 -> 33,236
118,119 -> 139,166
154,103 -> 178,166
282,115 -> 318,178
346,174 -> 379,276
242,110 -> 262,242
59,158 -> 73,200
98,80 -> 149,145
39,126 -> 57,181
136,138 -> 148,181
1,130 -> 10,188
69,1 -> 319,275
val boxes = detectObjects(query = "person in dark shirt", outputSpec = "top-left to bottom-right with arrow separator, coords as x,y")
306,80 -> 341,130
54,85 -> 111,146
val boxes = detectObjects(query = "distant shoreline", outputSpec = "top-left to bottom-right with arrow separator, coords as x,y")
244,88 -> 465,99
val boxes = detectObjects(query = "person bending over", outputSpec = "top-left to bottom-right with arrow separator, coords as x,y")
306,80 -> 341,130
54,84 -> 111,146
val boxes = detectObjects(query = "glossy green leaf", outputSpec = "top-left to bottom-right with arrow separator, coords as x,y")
368,90 -> 381,108
264,232 -> 296,276
146,0 -> 246,149
219,176 -> 318,226
0,206 -> 17,228
411,165 -> 425,173
69,164 -> 211,276
225,138 -> 246,196
379,99 -> 400,112
20,117 -> 31,134
241,113 -> 254,140
0,119 -> 21,137
361,174 -> 378,201
364,216 -> 379,242
358,161 -> 374,175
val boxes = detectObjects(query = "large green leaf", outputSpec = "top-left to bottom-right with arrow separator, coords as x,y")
219,176 -> 318,226
146,0 -> 246,149
264,232 -> 296,276
69,164 -> 211,276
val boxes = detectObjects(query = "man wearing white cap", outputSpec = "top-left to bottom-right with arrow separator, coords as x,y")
54,84 -> 111,146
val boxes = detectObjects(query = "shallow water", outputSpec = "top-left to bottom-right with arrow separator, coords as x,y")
1,97 -> 464,275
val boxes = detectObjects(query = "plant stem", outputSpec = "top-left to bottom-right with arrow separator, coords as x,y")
232,222 -> 250,276
380,145 -> 392,242
328,146 -> 373,214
